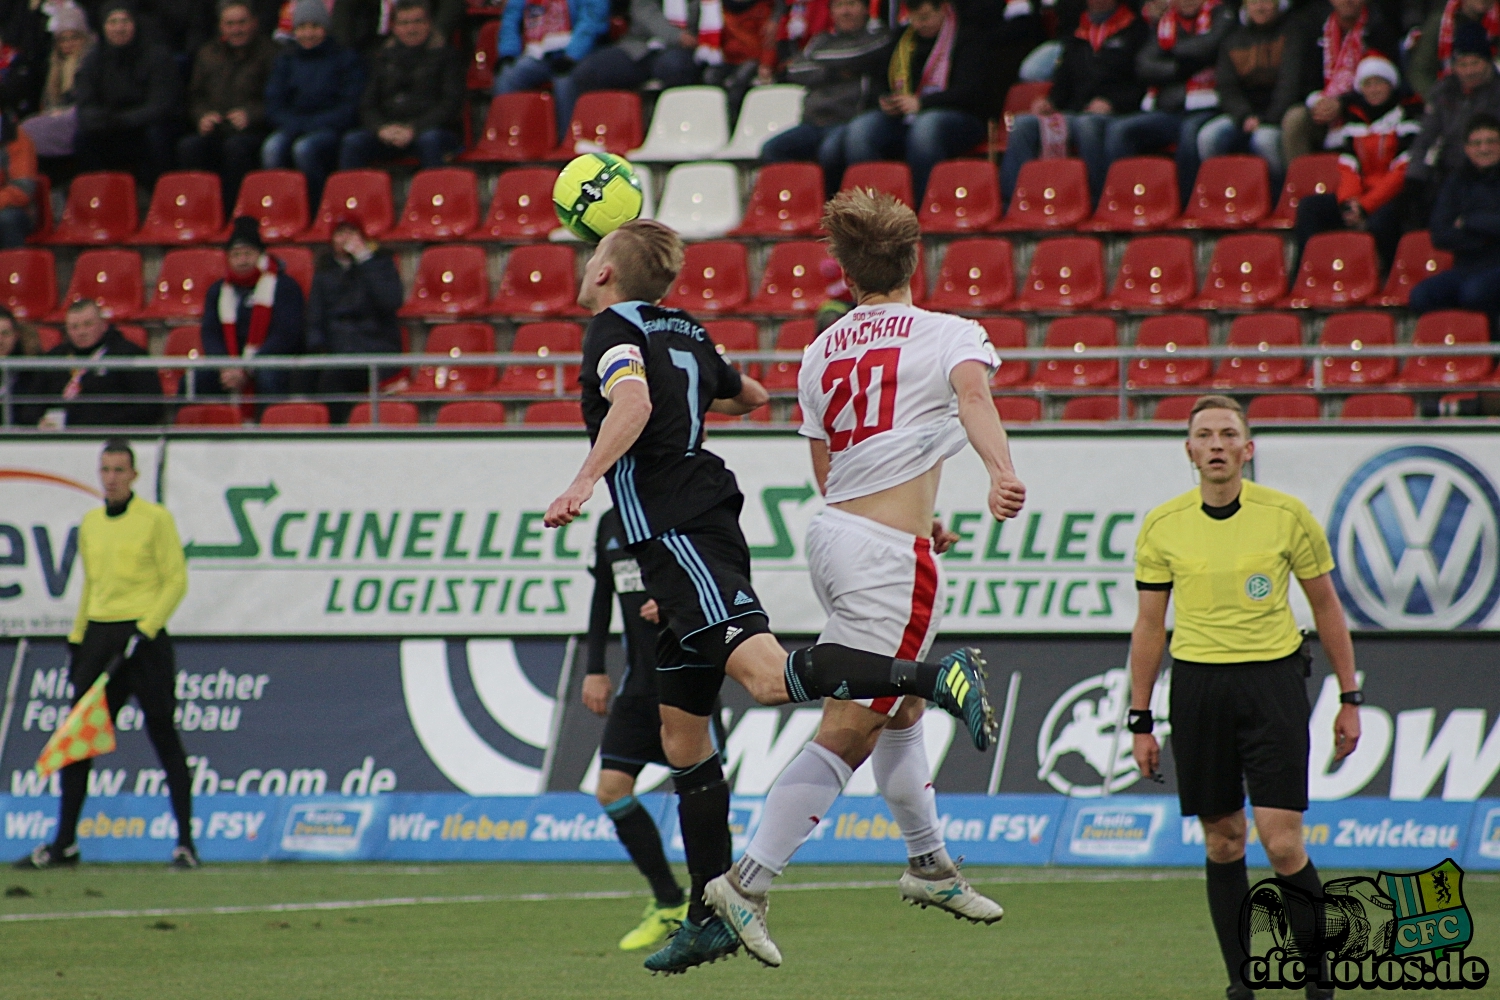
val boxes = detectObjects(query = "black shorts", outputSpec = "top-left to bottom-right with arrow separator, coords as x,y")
634,498 -> 771,716
1168,653 -> 1311,817
598,693 -> 730,777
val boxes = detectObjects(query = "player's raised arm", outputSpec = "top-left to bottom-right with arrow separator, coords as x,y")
950,360 -> 1025,521
546,378 -> 651,527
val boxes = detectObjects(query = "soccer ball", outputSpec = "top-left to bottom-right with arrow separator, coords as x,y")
552,153 -> 644,242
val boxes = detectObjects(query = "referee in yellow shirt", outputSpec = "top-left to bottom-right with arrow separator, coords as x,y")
15,438 -> 197,870
1129,397 -> 1362,1000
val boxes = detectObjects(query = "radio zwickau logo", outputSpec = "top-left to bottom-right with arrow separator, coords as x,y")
1327,445 -> 1500,630
1241,859 -> 1489,990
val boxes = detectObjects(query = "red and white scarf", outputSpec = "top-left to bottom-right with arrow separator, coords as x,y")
1322,7 -> 1368,96
665,0 -> 724,64
522,0 -> 573,58
1076,3 -> 1136,51
1437,0 -> 1500,73
219,255 -> 279,359
1148,0 -> 1219,109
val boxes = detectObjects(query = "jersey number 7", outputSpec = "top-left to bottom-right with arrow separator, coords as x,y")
822,347 -> 900,453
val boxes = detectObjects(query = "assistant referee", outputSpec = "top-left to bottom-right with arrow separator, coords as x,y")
1129,396 -> 1361,1000
15,438 -> 197,870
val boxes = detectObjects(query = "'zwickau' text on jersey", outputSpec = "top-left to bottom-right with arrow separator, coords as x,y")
581,302 -> 744,543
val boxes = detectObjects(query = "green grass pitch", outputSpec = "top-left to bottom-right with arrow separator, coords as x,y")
4,862 -> 1499,999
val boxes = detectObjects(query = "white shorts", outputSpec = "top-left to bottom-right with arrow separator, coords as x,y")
805,507 -> 943,718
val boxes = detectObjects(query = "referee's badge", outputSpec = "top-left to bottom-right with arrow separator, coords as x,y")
1244,573 -> 1272,601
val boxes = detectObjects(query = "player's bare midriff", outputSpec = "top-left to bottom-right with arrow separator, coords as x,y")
830,460 -> 944,539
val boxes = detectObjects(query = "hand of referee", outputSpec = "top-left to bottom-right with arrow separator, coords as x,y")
582,673 -> 612,716
989,471 -> 1027,521
1132,733 -> 1160,781
1333,704 -> 1362,762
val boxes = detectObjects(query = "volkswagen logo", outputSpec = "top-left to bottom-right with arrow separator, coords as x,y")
1328,446 -> 1500,629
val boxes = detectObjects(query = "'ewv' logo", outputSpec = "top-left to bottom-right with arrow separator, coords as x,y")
1328,446 -> 1500,630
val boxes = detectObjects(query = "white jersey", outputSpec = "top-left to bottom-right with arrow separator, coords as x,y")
797,303 -> 997,503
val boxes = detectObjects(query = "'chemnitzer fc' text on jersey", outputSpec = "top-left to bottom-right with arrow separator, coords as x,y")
797,303 -> 997,503
581,301 -> 745,543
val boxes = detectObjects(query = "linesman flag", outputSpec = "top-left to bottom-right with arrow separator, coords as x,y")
33,635 -> 136,778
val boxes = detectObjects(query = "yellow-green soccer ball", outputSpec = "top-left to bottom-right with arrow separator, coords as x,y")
553,153 -> 644,242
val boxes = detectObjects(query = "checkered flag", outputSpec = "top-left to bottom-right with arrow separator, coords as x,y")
32,635 -> 136,777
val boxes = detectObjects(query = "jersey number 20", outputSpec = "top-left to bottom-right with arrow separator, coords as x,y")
821,347 -> 899,453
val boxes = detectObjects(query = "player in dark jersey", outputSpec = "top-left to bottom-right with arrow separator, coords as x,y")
544,220 -> 997,975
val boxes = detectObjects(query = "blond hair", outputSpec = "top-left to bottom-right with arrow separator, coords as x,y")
820,188 -> 921,295
1188,394 -> 1250,433
608,220 -> 685,303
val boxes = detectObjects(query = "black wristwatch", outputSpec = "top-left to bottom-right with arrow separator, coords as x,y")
1339,690 -> 1365,705
1127,709 -> 1154,734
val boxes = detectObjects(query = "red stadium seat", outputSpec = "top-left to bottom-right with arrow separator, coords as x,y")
260,402 -> 330,427
47,172 -> 137,244
490,244 -> 580,316
497,321 -> 583,394
302,170 -> 395,242
52,249 -> 143,320
997,81 -> 1051,153
436,399 -> 507,425
1061,396 -> 1133,421
143,248 -> 227,321
482,167 -> 561,240
663,241 -> 751,314
399,245 -> 491,318
1190,233 -> 1287,309
1283,231 -> 1378,308
994,158 -> 1090,231
1248,394 -> 1320,421
175,403 -> 242,426
116,323 -> 148,349
228,170 -> 309,242
1104,235 -> 1196,310
36,325 -> 61,351
523,399 -> 585,425
1318,312 -> 1396,386
407,323 -> 498,394
389,168 -> 481,241
27,173 -> 52,243
1153,395 -> 1197,421
1341,393 -> 1415,419
919,160 -> 1000,233
0,248 -> 57,319
1260,154 -> 1341,229
1036,315 -> 1117,388
349,400 -> 420,425
732,163 -> 824,237
1403,310 -> 1494,385
842,161 -> 913,207
132,171 -> 223,244
552,90 -> 643,157
1376,231 -> 1452,306
1012,237 -> 1104,310
909,243 -> 928,305
1217,313 -> 1305,386
928,239 -> 1014,311
271,245 -> 313,295
982,317 -> 1029,388
994,395 -> 1042,423
746,241 -> 832,315
462,92 -> 557,162
1130,314 -> 1210,388
703,319 -> 760,374
467,20 -> 500,92
760,318 -> 817,389
159,325 -> 202,397
1178,155 -> 1270,229
1081,157 -> 1179,231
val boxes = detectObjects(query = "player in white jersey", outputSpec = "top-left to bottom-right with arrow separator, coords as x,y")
705,189 -> 1027,966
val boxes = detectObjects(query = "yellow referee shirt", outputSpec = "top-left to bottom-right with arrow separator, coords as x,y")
69,496 -> 187,645
1134,480 -> 1335,663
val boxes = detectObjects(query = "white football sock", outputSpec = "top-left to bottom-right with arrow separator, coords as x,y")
741,740 -> 851,893
872,717 -> 947,862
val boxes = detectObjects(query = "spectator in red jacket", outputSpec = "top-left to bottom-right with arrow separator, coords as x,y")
0,127 -> 37,248
1280,0 -> 1399,161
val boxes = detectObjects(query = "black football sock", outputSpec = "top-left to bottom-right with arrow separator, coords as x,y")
783,644 -> 942,703
1278,859 -> 1327,981
605,794 -> 684,908
1206,857 -> 1251,990
672,755 -> 731,925
54,759 -> 92,850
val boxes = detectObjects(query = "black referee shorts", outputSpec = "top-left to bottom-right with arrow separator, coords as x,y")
634,498 -> 771,716
1168,652 -> 1311,818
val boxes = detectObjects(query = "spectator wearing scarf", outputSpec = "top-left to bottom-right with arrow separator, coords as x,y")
1408,0 -> 1500,96
1000,0 -> 1148,204
493,0 -> 609,136
1407,16 -> 1500,201
1280,0 -> 1398,162
841,0 -> 1004,202
1103,0 -> 1234,203
195,217 -> 305,399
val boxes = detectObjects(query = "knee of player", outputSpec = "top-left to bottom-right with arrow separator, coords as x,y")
1260,833 -> 1307,871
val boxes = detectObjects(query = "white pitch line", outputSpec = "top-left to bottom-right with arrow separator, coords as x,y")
0,869 -> 1206,925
